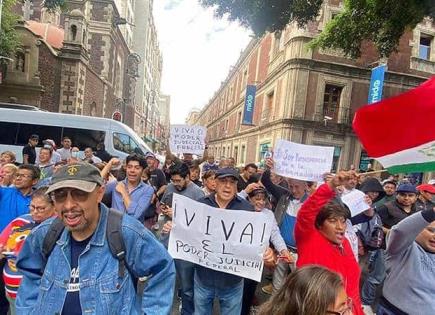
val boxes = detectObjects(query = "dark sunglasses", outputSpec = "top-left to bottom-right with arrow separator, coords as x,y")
51,189 -> 90,203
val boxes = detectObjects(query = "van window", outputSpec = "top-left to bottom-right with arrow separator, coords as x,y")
16,123 -> 62,146
0,122 -> 19,145
63,128 -> 105,151
113,132 -> 144,155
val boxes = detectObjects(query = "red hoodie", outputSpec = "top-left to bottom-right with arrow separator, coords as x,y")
295,183 -> 363,315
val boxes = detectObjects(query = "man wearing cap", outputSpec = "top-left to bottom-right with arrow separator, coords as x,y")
145,153 -> 167,199
15,163 -> 175,314
377,183 -> 419,233
416,183 -> 435,212
194,168 -> 267,315
22,135 -> 39,164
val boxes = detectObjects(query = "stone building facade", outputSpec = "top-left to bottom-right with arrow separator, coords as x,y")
158,94 -> 171,151
0,0 -> 142,129
193,0 -> 435,171
132,0 -> 163,146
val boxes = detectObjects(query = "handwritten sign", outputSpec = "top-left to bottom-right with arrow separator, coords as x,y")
169,125 -> 207,155
168,194 -> 272,282
273,140 -> 334,182
341,189 -> 371,217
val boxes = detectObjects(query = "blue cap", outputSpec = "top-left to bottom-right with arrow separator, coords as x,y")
216,168 -> 239,181
396,183 -> 417,194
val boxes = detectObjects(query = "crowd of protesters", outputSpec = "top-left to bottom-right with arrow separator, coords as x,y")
0,133 -> 434,315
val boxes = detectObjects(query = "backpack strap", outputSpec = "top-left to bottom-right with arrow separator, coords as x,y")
41,218 -> 65,273
106,209 -> 127,279
106,209 -> 144,295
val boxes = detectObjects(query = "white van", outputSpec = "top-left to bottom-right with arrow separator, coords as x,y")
0,105 -> 152,163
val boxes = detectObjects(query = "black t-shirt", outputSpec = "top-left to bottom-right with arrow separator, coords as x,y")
62,235 -> 92,315
22,144 -> 36,164
150,168 -> 166,192
237,177 -> 248,192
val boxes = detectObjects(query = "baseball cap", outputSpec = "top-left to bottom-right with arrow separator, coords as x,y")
396,183 -> 417,194
417,184 -> 435,194
43,139 -> 56,149
30,134 -> 39,141
46,163 -> 104,194
145,152 -> 156,160
216,168 -> 239,181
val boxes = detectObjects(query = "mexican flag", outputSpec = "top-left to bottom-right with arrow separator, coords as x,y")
353,77 -> 435,174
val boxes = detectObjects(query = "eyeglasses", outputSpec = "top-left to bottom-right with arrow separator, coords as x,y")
14,173 -> 33,179
171,178 -> 185,184
51,189 -> 90,203
326,298 -> 353,315
30,205 -> 50,213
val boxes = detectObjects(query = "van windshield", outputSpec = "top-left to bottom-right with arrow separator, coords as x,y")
113,132 -> 144,155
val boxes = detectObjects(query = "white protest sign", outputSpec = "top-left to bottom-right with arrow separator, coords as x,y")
169,124 -> 207,155
273,140 -> 334,182
341,189 -> 371,217
168,194 -> 272,282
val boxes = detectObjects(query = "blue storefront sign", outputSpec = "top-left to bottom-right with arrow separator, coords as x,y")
367,64 -> 386,104
242,85 -> 257,125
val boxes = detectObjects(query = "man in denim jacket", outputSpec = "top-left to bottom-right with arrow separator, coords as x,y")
15,163 -> 175,315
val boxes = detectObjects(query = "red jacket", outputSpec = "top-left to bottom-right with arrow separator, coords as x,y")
295,183 -> 363,315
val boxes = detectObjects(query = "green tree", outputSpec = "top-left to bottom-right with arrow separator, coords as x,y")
201,0 -> 435,58
0,0 -> 20,59
0,0 -> 66,59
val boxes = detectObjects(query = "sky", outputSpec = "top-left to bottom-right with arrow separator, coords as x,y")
153,0 -> 252,124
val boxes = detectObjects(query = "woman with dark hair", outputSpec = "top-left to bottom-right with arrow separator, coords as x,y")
257,265 -> 353,315
295,171 -> 364,315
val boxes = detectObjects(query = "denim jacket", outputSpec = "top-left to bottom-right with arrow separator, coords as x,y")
16,203 -> 176,315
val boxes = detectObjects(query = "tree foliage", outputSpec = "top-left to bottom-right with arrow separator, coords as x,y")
0,0 -> 65,60
0,0 -> 20,59
201,0 -> 435,58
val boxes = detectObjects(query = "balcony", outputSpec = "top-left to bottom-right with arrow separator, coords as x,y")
289,107 -> 353,134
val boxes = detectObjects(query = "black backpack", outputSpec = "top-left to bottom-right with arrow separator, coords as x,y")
41,208 -> 144,293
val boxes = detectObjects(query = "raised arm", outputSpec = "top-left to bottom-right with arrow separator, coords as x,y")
295,172 -> 352,240
261,168 -> 291,201
386,209 -> 435,256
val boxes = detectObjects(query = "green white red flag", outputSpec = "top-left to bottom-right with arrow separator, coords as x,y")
353,77 -> 435,174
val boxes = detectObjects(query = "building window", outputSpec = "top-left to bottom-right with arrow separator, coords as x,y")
262,92 -> 274,123
241,145 -> 246,164
237,111 -> 241,130
419,34 -> 432,60
323,84 -> 343,122
222,147 -> 226,157
234,146 -> 238,164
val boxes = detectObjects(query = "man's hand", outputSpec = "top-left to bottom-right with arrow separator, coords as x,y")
277,249 -> 295,264
109,157 -> 121,168
328,171 -> 357,189
162,206 -> 173,218
244,183 -> 262,194
263,247 -> 276,268
265,158 -> 274,170
162,221 -> 173,234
